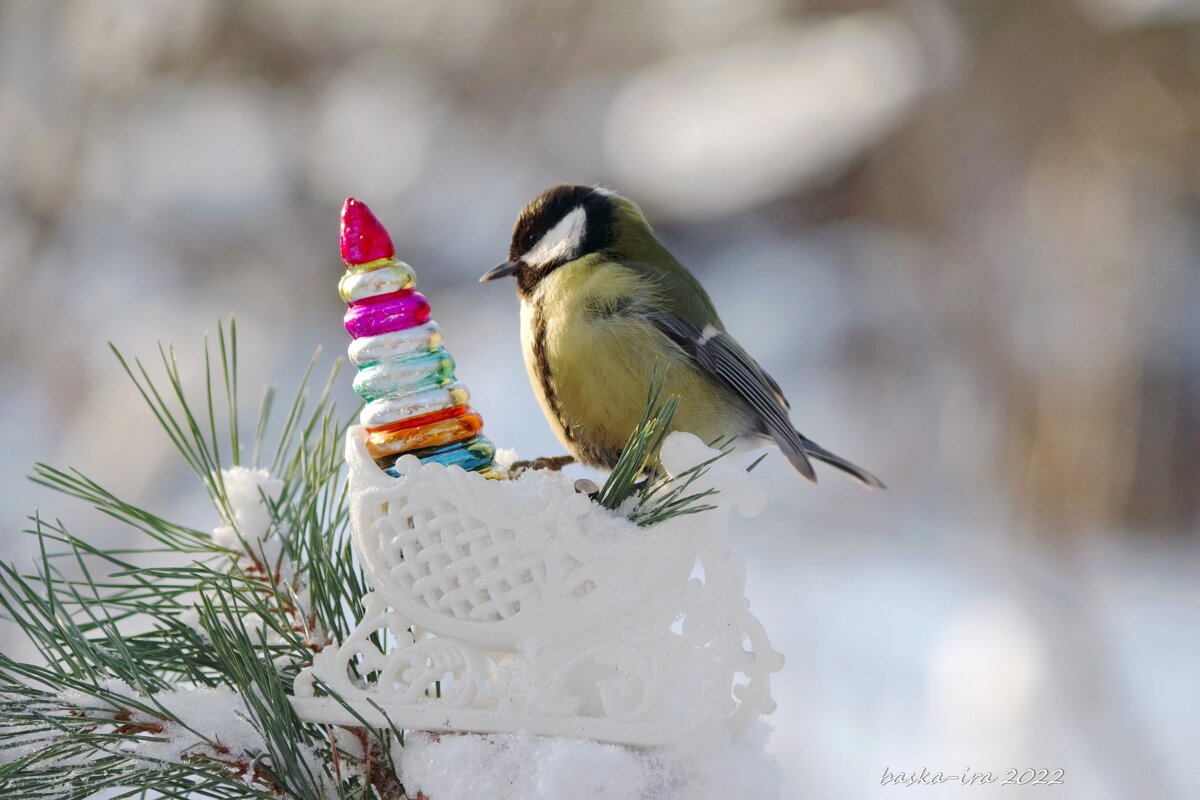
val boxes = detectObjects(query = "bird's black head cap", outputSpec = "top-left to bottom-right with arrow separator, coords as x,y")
481,184 -> 616,295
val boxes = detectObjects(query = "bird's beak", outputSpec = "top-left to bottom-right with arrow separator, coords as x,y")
479,260 -> 521,282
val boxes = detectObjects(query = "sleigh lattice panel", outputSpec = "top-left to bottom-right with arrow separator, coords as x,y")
371,502 -> 546,622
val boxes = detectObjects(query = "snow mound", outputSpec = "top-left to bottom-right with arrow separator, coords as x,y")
398,723 -> 781,800
211,465 -> 283,559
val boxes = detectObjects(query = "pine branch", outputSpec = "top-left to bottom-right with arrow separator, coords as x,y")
0,319 -> 402,799
594,372 -> 734,527
594,372 -> 680,512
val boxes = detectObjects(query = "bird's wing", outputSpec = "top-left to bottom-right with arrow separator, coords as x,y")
623,258 -> 794,410
645,310 -> 816,481
614,257 -> 881,487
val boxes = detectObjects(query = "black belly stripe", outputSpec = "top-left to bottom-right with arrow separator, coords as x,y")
531,298 -> 627,468
531,301 -> 574,446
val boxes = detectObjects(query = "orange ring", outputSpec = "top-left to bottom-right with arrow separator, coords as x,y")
365,411 -> 484,459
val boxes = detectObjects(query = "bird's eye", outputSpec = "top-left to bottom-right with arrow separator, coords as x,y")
511,217 -> 542,260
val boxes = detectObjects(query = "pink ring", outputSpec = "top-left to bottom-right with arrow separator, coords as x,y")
344,291 -> 431,338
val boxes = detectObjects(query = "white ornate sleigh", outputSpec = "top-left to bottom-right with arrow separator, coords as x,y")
291,428 -> 783,746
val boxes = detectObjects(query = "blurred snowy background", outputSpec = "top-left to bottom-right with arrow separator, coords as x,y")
1,1 -> 1198,798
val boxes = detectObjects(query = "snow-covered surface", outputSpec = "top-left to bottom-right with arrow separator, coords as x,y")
294,430 -> 781,745
65,681 -> 268,765
399,723 -> 781,800
0,678 -> 274,772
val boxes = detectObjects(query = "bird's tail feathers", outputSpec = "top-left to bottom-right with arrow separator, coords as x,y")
772,433 -> 817,483
797,434 -> 886,489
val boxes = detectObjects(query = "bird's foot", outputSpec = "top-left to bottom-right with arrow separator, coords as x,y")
508,455 -> 575,478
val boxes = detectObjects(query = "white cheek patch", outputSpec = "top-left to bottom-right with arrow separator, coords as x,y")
521,206 -> 587,269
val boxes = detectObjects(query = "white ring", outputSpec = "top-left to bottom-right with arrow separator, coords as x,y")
339,262 -> 417,303
349,322 -> 443,366
360,384 -> 471,428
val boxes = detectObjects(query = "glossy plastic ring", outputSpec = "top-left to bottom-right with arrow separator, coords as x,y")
352,349 -> 456,402
344,291 -> 430,338
365,411 -> 484,459
382,435 -> 497,475
366,403 -> 469,435
339,261 -> 417,304
359,383 -> 469,428
348,322 -> 443,367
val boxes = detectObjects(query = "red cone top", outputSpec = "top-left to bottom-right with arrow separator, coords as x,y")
340,197 -> 395,267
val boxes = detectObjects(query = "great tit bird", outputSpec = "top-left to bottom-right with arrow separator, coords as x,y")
480,184 -> 883,488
